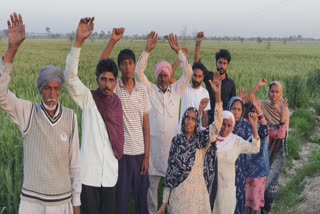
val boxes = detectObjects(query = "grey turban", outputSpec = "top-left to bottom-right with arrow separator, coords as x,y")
37,65 -> 64,93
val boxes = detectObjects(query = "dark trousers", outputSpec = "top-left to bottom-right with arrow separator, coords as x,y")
81,184 -> 116,214
116,154 -> 150,214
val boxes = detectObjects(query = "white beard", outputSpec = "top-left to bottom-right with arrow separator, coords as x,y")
42,100 -> 57,111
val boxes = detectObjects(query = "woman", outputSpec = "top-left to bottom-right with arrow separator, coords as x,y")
260,81 -> 289,213
213,110 -> 260,214
227,96 -> 269,214
157,76 -> 222,214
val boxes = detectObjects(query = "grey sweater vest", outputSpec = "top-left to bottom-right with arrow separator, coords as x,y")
22,103 -> 74,204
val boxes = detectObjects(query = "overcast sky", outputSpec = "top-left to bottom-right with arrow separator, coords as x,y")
0,0 -> 319,38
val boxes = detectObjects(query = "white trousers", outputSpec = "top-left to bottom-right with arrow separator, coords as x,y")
147,175 -> 162,214
19,199 -> 73,214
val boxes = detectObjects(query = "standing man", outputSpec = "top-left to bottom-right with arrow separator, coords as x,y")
179,62 -> 211,129
133,31 -> 193,214
99,28 -> 152,214
64,18 -> 124,214
0,13 -> 81,214
194,32 -> 236,124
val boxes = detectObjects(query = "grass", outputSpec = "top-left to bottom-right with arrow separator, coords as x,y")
1,39 -> 320,213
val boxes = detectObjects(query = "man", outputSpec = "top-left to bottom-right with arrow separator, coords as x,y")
194,32 -> 236,124
0,13 -> 81,214
133,31 -> 193,214
99,28 -> 151,214
179,62 -> 211,129
64,18 -> 124,214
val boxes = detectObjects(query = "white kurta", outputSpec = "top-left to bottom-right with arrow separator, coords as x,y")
135,50 -> 193,176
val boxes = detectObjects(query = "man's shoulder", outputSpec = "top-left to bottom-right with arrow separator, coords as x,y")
61,106 -> 75,115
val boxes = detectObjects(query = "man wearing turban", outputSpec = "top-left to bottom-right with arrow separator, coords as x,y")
134,31 -> 193,214
0,13 -> 81,214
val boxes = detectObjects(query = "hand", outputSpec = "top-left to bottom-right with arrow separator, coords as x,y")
157,203 -> 168,214
251,95 -> 262,114
112,27 -> 125,42
278,98 -> 288,113
209,72 -> 221,95
168,33 -> 181,53
7,12 -> 25,50
196,32 -> 204,45
73,206 -> 80,214
140,158 -> 149,175
145,31 -> 158,53
238,88 -> 247,101
257,78 -> 268,88
248,112 -> 258,127
75,17 -> 94,47
199,98 -> 209,114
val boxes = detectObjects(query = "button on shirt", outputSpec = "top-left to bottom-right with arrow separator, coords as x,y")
135,50 -> 193,176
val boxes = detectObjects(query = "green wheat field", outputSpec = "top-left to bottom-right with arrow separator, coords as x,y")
1,39 -> 320,213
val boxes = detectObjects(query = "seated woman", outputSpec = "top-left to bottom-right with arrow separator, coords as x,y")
158,75 -> 222,214
227,96 -> 269,214
260,81 -> 289,213
213,110 -> 260,214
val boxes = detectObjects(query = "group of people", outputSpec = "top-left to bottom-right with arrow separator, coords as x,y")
0,13 -> 290,214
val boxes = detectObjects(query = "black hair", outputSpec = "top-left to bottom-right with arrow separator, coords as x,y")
117,49 -> 136,66
215,49 -> 231,63
96,59 -> 118,79
192,62 -> 208,75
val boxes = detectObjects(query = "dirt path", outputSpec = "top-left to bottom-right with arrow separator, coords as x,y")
279,115 -> 320,213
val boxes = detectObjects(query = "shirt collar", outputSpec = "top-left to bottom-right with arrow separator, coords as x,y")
118,78 -> 140,92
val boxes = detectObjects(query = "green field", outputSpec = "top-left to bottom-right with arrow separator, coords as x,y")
1,39 -> 320,213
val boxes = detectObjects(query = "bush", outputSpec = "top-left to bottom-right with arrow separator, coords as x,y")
306,69 -> 320,97
287,135 -> 301,160
290,109 -> 316,139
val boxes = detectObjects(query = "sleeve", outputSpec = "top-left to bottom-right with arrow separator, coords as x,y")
204,90 -> 211,111
69,112 -> 81,206
238,137 -> 260,155
142,87 -> 152,115
203,70 -> 213,86
173,50 -> 193,97
231,80 -> 236,97
162,187 -> 171,203
134,51 -> 153,93
208,102 -> 223,142
258,125 -> 269,138
0,59 -> 33,133
64,47 -> 91,110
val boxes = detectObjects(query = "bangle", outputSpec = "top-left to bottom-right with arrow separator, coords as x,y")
258,113 -> 265,121
280,122 -> 285,126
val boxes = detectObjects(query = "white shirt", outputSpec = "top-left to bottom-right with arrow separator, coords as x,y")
64,47 -> 118,187
135,50 -> 193,176
179,84 -> 211,131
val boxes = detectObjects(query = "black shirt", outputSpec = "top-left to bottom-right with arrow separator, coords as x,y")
203,71 -> 236,123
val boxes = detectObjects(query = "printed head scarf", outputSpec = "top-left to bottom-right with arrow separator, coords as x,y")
227,96 -> 244,117
181,107 -> 201,135
155,61 -> 172,80
37,65 -> 64,93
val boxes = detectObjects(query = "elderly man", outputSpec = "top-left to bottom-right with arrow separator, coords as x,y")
0,13 -> 81,214
134,31 -> 193,214
64,17 -> 124,214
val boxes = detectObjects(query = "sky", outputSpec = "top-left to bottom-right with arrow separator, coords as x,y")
0,0 -> 319,38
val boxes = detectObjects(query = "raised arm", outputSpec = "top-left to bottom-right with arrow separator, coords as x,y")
64,17 -> 94,109
169,48 -> 189,84
238,112 -> 260,154
245,78 -> 268,103
99,28 -> 125,61
135,31 -> 158,92
0,12 -> 33,133
168,34 -> 193,96
194,32 -> 204,63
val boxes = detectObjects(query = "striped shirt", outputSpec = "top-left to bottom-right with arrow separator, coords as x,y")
115,79 -> 152,155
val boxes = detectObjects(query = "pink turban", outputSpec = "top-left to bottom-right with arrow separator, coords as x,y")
223,110 -> 235,126
155,61 -> 172,80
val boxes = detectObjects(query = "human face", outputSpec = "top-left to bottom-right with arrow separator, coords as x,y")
157,71 -> 170,92
96,72 -> 117,97
269,84 -> 282,104
41,81 -> 61,110
230,101 -> 243,122
184,110 -> 197,135
119,59 -> 135,80
219,118 -> 234,137
192,69 -> 204,88
216,58 -> 229,75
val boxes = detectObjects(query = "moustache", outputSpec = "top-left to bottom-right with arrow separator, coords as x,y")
192,80 -> 200,87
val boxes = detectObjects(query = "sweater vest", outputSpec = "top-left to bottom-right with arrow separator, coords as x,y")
21,103 -> 74,205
